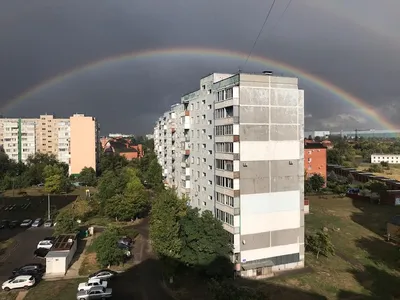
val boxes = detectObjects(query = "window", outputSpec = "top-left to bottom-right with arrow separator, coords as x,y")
202,144 -> 206,149
202,85 -> 206,90
216,159 -> 233,171
202,172 -> 206,177
208,135 -> 212,140
208,150 -> 212,155
202,114 -> 206,120
216,176 -> 233,188
208,165 -> 212,170
226,88 -> 233,99
208,180 -> 212,185
216,208 -> 234,225
208,89 -> 212,94
207,104 -> 212,110
202,99 -> 205,105
215,125 -> 233,136
216,192 -> 234,207
217,90 -> 225,102
197,157 -> 200,165
202,158 -> 206,163
215,142 -> 233,153
208,120 -> 212,125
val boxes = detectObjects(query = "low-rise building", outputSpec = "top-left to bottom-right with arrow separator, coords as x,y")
304,142 -> 327,181
45,234 -> 77,276
371,154 -> 400,164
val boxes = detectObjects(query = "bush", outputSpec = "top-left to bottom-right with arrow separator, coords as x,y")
305,231 -> 335,259
92,226 -> 126,267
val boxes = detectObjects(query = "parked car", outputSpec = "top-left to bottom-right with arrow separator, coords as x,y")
117,243 -> 131,257
33,248 -> 49,258
9,220 -> 20,229
118,236 -> 133,247
32,218 -> 43,227
20,219 -> 33,227
43,220 -> 53,227
37,240 -> 53,250
0,220 -> 9,229
2,275 -> 35,291
76,286 -> 112,299
12,264 -> 45,276
88,270 -> 118,281
77,278 -> 108,291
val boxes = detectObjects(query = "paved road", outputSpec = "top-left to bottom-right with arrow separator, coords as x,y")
111,218 -> 174,299
0,227 -> 53,281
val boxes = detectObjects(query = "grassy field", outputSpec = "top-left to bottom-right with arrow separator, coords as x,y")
24,279 -> 81,300
268,195 -> 400,299
357,163 -> 400,181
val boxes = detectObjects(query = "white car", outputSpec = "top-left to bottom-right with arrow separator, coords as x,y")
2,275 -> 35,291
78,278 -> 108,291
37,240 -> 53,249
20,219 -> 33,227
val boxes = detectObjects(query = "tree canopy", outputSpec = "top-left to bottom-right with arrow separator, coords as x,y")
92,226 -> 126,267
79,167 -> 97,186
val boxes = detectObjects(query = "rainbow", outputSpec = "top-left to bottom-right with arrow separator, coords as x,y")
2,47 -> 396,130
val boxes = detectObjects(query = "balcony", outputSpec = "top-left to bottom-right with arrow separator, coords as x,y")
181,174 -> 190,181
184,110 -> 190,116
181,149 -> 190,155
181,161 -> 189,168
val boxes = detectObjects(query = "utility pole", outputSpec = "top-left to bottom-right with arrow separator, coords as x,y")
47,194 -> 51,220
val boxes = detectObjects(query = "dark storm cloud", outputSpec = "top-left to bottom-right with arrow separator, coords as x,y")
0,0 -> 399,133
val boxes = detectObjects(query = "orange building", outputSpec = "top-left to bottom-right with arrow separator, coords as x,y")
304,142 -> 327,182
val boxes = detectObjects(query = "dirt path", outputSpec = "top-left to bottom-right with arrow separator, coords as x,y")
111,218 -> 173,299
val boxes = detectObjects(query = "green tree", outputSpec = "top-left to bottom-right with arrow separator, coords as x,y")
347,173 -> 355,184
54,209 -> 79,235
364,180 -> 387,194
123,168 -> 149,218
327,149 -> 343,165
327,171 -> 338,182
93,226 -> 126,267
305,231 -> 335,259
179,209 -> 233,277
79,167 -> 97,186
99,153 -> 128,174
150,189 -> 187,263
309,174 -> 325,192
26,153 -> 67,184
143,159 -> 164,191
96,170 -> 127,202
43,164 -> 69,194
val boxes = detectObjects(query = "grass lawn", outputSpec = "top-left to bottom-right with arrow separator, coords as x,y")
357,163 -> 400,181
0,291 -> 17,300
24,279 -> 81,300
269,195 -> 400,299
79,226 -> 139,276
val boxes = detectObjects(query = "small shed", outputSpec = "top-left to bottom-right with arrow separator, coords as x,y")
45,234 -> 77,276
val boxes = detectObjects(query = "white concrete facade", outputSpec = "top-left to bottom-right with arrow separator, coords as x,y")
154,72 -> 305,278
371,154 -> 400,164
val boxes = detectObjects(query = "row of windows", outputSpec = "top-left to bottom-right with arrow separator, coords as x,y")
216,175 -> 233,189
215,142 -> 233,153
215,125 -> 233,136
215,106 -> 233,119
216,192 -> 234,207
216,208 -> 234,225
216,159 -> 233,171
216,88 -> 234,102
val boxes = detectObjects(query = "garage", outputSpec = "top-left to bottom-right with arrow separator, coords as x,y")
45,234 -> 77,276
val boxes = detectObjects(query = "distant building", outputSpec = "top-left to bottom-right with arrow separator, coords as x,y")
305,131 -> 330,139
304,141 -> 327,182
0,114 -> 99,175
101,138 -> 143,161
371,154 -> 400,164
108,133 -> 133,138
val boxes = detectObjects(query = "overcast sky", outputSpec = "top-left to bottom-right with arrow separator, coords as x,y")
0,0 -> 399,134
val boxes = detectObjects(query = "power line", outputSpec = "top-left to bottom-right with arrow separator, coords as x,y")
269,0 -> 293,33
244,0 -> 277,68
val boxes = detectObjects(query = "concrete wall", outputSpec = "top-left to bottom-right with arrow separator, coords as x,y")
237,74 -> 305,268
70,114 -> 97,174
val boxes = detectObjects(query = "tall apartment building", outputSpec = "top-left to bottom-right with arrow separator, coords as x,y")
154,72 -> 305,277
0,114 -> 99,174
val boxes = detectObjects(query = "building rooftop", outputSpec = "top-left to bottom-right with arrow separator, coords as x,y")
46,250 -> 70,258
52,234 -> 76,251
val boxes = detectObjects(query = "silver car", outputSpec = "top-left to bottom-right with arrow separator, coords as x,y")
43,220 -> 53,227
76,286 -> 112,300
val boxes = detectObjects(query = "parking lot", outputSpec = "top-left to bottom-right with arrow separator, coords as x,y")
0,195 -> 76,281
